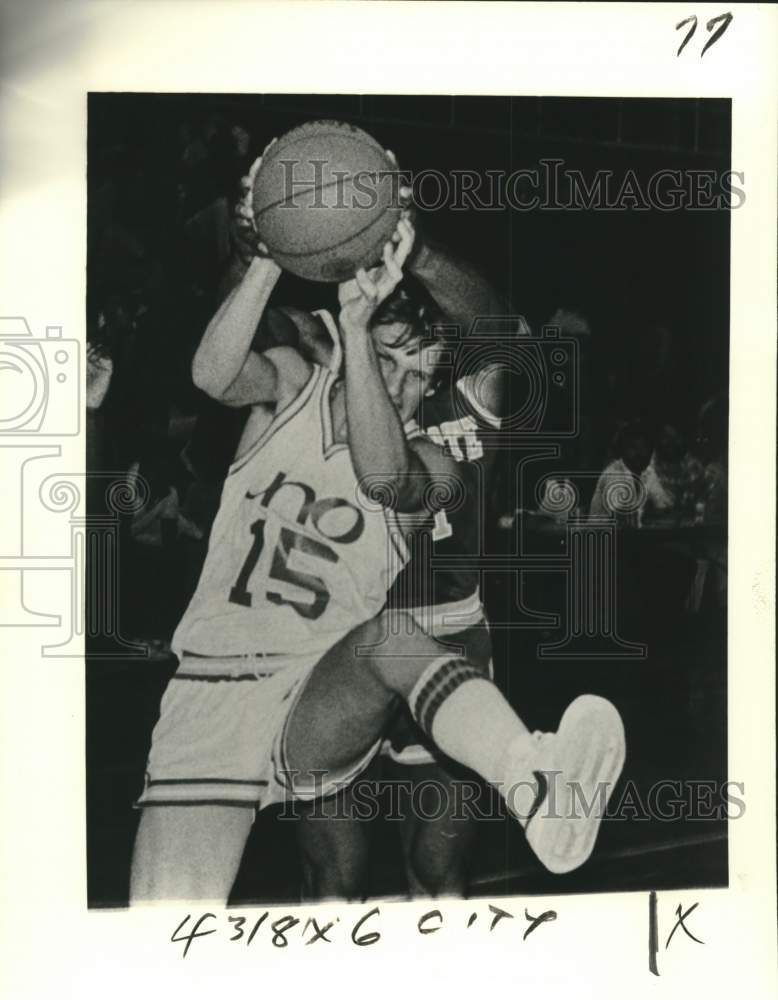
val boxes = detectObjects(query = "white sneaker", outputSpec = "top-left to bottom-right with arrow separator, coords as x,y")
505,695 -> 626,874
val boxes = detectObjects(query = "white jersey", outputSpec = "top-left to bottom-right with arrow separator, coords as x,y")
173,364 -> 409,658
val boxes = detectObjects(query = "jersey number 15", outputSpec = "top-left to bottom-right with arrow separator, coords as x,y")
229,516 -> 337,621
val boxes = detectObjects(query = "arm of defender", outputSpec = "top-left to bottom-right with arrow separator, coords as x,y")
387,159 -> 507,334
400,434 -> 461,514
409,237 -> 509,419
409,237 -> 507,338
457,361 -> 507,424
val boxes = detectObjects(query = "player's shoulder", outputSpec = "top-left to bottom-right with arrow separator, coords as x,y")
406,425 -> 460,479
456,368 -> 503,429
263,345 -> 314,398
276,304 -> 315,325
279,306 -> 338,369
277,305 -> 329,338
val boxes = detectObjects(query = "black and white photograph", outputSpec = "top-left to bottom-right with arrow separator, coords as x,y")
86,92 -> 732,906
1,4 -> 775,998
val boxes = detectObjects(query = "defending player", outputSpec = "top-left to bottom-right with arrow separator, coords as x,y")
226,156 -> 616,899
294,264 -> 513,898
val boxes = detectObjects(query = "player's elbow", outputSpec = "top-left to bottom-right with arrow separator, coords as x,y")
191,354 -> 227,400
388,475 -> 430,514
191,363 -> 217,398
394,485 -> 425,513
359,451 -> 435,513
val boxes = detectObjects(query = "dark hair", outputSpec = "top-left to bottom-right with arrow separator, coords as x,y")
369,277 -> 444,347
368,278 -> 457,394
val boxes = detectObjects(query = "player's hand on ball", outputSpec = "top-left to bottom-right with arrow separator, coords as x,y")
232,144 -> 276,264
338,219 -> 415,336
385,149 -> 417,235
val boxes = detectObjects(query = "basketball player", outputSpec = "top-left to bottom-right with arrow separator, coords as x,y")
130,198 -> 625,901
293,266 -> 513,899
228,155 -> 611,899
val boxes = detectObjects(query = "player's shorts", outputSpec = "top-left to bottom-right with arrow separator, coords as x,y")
135,651 -> 382,812
381,613 -> 493,767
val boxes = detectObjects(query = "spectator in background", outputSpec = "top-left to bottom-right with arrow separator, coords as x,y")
688,396 -> 728,612
589,419 -> 654,524
641,424 -> 705,523
86,313 -> 115,415
702,453 -> 727,525
590,419 -> 703,639
695,396 -> 728,524
86,305 -> 117,520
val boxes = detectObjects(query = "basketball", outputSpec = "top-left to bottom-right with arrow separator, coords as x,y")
252,120 -> 401,283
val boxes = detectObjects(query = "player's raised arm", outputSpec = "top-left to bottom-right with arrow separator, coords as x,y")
217,152 -> 337,372
391,179 -> 508,420
192,147 -> 317,406
388,171 -> 506,336
192,254 -> 290,405
411,229 -> 509,421
340,220 -> 458,513
410,235 -> 506,332
218,144 -> 277,298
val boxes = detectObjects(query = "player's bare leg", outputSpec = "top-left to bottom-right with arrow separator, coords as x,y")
395,761 -> 478,897
295,625 -> 489,899
130,805 -> 254,902
295,764 -> 476,900
296,787 -> 369,901
295,744 -> 480,900
284,610 -> 626,876
285,612 -> 497,787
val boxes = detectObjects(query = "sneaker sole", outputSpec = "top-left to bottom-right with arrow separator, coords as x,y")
525,694 -> 626,874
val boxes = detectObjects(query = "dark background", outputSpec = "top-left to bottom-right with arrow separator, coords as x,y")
86,95 -> 729,906
88,92 -> 731,411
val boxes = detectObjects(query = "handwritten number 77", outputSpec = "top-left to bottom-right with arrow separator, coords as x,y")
676,12 -> 733,57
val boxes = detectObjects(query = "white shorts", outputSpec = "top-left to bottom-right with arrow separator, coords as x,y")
135,652 -> 382,811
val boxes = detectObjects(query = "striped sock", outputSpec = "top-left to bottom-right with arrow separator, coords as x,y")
408,656 -> 531,786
